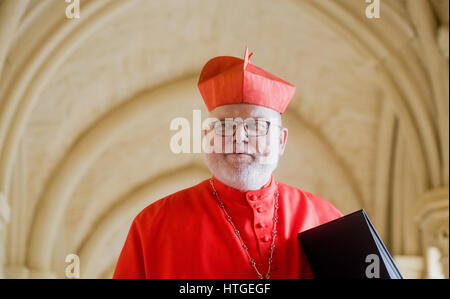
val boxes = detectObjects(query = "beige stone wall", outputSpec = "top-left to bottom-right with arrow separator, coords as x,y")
0,0 -> 447,279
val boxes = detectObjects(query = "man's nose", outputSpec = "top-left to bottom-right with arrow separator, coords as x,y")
234,123 -> 248,143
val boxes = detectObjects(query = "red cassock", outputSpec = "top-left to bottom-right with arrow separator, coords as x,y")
113,174 -> 342,279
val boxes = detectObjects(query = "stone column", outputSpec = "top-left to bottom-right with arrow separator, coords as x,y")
415,187 -> 449,278
393,255 -> 424,279
0,192 -> 11,278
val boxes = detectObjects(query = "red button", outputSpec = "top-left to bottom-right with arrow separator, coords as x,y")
256,207 -> 264,213
262,236 -> 271,242
249,195 -> 258,201
255,223 -> 265,228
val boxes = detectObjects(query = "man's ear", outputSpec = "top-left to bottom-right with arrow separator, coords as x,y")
279,128 -> 288,155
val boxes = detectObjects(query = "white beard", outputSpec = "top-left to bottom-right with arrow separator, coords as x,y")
205,153 -> 278,191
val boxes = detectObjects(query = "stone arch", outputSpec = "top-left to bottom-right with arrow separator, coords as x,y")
0,0 -> 136,197
78,164 -> 210,278
298,0 -> 441,192
27,75 -> 199,272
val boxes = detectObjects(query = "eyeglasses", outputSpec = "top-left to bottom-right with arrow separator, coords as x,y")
210,119 -> 281,137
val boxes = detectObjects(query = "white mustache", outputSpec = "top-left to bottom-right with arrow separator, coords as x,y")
221,144 -> 270,156
224,147 -> 257,155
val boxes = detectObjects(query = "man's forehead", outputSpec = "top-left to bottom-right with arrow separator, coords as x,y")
210,104 -> 280,119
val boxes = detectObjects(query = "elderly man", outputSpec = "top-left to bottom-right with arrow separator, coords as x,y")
113,47 -> 342,279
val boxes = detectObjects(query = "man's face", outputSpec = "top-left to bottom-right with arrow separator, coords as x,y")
205,104 -> 288,190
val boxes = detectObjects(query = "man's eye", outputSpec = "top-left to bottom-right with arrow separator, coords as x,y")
256,122 -> 268,129
246,123 -> 258,130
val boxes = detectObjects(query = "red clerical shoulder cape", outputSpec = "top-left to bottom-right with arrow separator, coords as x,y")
113,174 -> 342,279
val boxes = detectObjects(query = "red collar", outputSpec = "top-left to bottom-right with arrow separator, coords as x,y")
210,174 -> 278,208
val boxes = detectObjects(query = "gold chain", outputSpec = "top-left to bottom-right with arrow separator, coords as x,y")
209,178 -> 279,279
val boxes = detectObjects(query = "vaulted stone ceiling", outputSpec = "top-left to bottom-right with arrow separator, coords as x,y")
0,0 -> 447,278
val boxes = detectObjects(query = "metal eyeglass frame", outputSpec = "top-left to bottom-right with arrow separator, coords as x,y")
210,118 -> 282,137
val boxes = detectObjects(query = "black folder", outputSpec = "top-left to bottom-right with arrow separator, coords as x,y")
297,209 -> 403,279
